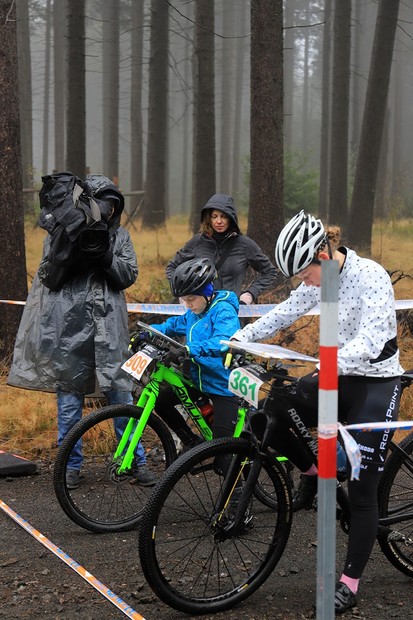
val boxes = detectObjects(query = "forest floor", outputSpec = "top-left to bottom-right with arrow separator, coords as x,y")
0,459 -> 412,620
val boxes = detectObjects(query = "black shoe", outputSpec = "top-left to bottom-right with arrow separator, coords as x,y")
181,435 -> 205,454
131,464 -> 157,487
66,468 -> 80,489
292,474 -> 317,511
334,582 -> 357,614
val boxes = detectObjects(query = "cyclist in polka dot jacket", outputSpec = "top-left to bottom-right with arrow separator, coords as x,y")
231,211 -> 403,614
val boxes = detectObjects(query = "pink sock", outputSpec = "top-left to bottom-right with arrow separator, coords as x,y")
302,464 -> 318,476
340,574 -> 359,594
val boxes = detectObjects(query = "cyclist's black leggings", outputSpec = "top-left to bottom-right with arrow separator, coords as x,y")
268,372 -> 401,579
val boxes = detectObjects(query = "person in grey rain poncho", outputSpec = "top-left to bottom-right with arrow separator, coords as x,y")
8,174 -> 156,489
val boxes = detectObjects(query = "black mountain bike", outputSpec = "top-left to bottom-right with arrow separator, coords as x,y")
138,352 -> 413,615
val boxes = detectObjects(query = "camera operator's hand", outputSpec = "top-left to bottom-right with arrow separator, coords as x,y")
79,228 -> 112,267
91,250 -> 113,268
164,345 -> 189,366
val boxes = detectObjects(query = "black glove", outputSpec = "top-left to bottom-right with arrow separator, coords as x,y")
164,345 -> 188,366
78,227 -> 110,262
129,330 -> 151,353
92,249 -> 113,268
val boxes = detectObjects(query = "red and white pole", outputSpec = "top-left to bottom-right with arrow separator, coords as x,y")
317,259 -> 339,619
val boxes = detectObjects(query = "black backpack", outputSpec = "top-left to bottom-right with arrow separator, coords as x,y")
37,172 -> 109,290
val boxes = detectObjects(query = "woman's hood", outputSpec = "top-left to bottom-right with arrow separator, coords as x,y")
200,194 -> 241,233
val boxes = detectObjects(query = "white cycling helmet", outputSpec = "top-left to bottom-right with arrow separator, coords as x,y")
275,210 -> 326,277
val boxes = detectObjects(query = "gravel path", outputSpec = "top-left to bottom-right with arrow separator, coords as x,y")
0,461 -> 411,620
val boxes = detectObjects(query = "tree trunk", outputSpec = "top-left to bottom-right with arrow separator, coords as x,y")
42,0 -> 52,175
142,0 -> 169,229
348,0 -> 400,251
248,0 -> 284,267
318,0 -> 332,220
102,0 -> 119,181
350,0 -> 362,153
181,9 -> 193,214
130,0 -> 144,199
391,46 -> 403,200
328,0 -> 351,227
0,0 -> 28,360
191,0 -> 215,233
283,0 -> 295,150
65,0 -> 86,178
218,1 -> 233,193
302,25 -> 310,152
232,2 -> 248,198
54,0 -> 66,172
375,107 -> 389,219
16,0 -> 33,213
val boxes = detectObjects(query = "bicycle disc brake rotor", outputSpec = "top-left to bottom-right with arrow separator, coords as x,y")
106,460 -> 132,483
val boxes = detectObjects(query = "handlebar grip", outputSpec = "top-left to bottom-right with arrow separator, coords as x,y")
224,351 -> 233,369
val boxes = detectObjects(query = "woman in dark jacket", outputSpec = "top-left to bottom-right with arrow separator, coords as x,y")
165,194 -> 277,304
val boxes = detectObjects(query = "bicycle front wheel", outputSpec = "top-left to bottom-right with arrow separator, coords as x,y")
139,437 -> 292,614
53,404 -> 176,532
378,433 -> 413,577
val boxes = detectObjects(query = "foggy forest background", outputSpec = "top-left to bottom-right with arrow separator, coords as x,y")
1,0 -> 413,356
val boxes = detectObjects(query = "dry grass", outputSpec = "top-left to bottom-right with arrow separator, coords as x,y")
2,215 -> 413,456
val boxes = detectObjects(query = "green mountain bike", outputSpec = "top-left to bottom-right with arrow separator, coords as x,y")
53,322 -> 248,533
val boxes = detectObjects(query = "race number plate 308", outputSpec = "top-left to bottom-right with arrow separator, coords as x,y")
122,351 -> 152,381
228,367 -> 264,408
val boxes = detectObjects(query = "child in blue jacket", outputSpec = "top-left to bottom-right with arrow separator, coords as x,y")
150,257 -> 240,449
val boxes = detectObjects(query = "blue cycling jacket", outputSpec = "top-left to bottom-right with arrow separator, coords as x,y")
151,290 -> 240,396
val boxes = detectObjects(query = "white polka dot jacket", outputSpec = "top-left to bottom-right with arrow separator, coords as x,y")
232,247 -> 404,378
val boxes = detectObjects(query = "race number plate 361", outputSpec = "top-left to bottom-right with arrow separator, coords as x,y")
228,367 -> 264,408
122,351 -> 152,381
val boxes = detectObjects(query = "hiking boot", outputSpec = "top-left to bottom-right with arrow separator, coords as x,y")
292,474 -> 317,511
66,468 -> 80,490
131,464 -> 157,487
334,582 -> 357,615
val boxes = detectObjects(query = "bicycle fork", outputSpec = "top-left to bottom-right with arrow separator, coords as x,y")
216,416 -> 280,536
113,384 -> 159,473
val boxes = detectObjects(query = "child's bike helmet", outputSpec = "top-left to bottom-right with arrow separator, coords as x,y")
171,258 -> 216,297
275,210 -> 326,277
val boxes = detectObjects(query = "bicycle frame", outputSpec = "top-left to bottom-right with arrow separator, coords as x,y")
114,350 -> 247,474
227,356 -> 413,535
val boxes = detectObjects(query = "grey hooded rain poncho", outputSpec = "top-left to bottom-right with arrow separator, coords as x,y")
8,175 -> 138,396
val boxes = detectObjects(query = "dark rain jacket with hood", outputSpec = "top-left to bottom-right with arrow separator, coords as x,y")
8,175 -> 138,396
165,194 -> 277,301
151,290 -> 240,396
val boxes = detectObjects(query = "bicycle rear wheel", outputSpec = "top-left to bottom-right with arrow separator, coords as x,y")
138,437 -> 292,614
378,433 -> 413,577
53,404 -> 176,532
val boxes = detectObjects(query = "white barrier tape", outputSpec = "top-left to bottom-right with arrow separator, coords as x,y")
338,419 -> 413,482
346,420 -> 413,432
2,298 -> 413,317
0,500 -> 146,620
338,423 -> 361,481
